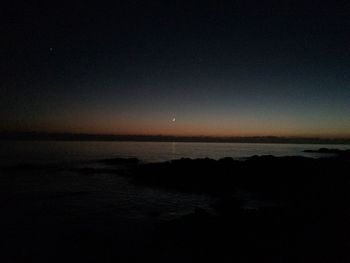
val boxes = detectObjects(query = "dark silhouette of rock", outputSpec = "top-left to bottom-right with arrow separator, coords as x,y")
2,155 -> 350,262
126,155 -> 350,262
304,147 -> 350,154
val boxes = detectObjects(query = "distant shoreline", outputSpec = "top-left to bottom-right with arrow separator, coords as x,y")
1,132 -> 350,145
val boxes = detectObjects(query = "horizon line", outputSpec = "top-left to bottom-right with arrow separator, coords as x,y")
1,131 -> 350,144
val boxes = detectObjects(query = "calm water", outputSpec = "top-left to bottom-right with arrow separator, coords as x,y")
1,141 -> 349,166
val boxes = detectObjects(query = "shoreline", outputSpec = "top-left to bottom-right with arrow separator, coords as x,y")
1,149 -> 350,262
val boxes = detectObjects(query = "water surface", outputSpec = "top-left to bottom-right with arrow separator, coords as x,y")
1,141 -> 349,166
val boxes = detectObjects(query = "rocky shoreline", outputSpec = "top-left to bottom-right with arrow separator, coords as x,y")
95,150 -> 350,262
1,149 -> 350,262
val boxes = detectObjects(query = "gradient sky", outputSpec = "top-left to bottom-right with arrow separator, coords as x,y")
1,1 -> 350,137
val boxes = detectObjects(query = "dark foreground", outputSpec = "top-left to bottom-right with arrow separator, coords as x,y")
1,150 -> 350,262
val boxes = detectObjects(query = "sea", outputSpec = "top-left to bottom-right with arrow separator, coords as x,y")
1,140 -> 349,166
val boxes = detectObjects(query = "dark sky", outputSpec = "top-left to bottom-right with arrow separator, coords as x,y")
1,1 -> 350,137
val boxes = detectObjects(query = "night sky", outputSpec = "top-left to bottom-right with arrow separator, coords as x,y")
1,1 -> 350,137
